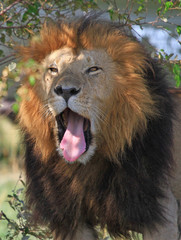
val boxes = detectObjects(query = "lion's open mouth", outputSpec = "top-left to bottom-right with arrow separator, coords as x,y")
56,108 -> 92,162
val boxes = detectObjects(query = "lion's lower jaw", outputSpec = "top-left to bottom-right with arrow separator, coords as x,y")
56,140 -> 97,164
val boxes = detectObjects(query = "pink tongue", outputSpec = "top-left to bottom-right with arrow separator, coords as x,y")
60,111 -> 86,162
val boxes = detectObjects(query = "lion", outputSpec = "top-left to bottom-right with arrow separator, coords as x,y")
16,15 -> 181,240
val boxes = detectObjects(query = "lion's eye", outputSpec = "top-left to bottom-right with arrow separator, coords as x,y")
88,67 -> 99,72
86,66 -> 102,75
48,67 -> 58,75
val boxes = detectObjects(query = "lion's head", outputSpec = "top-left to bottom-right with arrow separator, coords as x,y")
18,17 -> 158,164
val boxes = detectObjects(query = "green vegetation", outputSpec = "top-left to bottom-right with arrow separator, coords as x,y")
0,173 -> 53,240
0,176 -> 17,239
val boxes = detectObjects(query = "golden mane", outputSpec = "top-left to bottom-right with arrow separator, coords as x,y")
18,19 -> 158,162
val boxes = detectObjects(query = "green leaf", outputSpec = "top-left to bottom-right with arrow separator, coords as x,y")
173,64 -> 181,75
163,1 -> 173,14
25,59 -> 36,68
173,64 -> 181,87
7,21 -> 13,27
29,75 -> 36,86
165,1 -> 173,9
0,33 -> 5,43
0,50 -> 3,56
27,2 -> 40,15
7,194 -> 13,198
138,5 -> 143,12
164,27 -> 171,31
20,179 -> 26,186
12,103 -> 19,114
175,75 -> 181,88
135,17 -> 145,22
108,9 -> 114,21
22,12 -> 29,22
157,7 -> 162,15
176,26 -> 181,35
167,53 -> 174,60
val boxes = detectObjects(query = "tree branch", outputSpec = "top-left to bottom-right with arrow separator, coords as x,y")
0,58 -> 16,66
0,0 -> 23,16
0,25 -> 29,29
1,211 -> 11,223
0,54 -> 15,63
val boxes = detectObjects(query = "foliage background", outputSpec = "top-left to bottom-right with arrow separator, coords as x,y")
0,0 -> 181,239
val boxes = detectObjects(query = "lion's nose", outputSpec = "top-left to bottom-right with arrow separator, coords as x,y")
54,85 -> 81,102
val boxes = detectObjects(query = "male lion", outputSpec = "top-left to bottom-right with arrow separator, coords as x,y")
17,15 -> 181,240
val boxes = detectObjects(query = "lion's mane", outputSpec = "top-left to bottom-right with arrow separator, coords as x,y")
17,15 -> 174,238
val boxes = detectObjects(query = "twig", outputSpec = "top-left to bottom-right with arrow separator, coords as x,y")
0,0 -> 23,16
1,211 -> 11,223
0,7 -> 24,27
125,1 -> 134,25
1,211 -> 25,232
0,58 -> 16,66
169,7 -> 181,10
0,24 -> 29,29
0,54 -> 15,63
0,43 -> 12,49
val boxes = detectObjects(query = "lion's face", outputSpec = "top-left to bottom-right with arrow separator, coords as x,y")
18,20 -> 158,164
41,47 -> 115,163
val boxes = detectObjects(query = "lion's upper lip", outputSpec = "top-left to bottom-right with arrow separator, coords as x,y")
56,108 -> 92,153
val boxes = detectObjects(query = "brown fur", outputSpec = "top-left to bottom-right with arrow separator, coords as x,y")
18,86 -> 55,159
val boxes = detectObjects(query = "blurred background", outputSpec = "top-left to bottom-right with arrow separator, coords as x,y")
0,0 -> 180,239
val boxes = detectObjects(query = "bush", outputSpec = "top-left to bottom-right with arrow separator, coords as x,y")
0,175 -> 53,240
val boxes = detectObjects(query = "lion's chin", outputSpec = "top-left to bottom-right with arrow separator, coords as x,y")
55,108 -> 92,163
